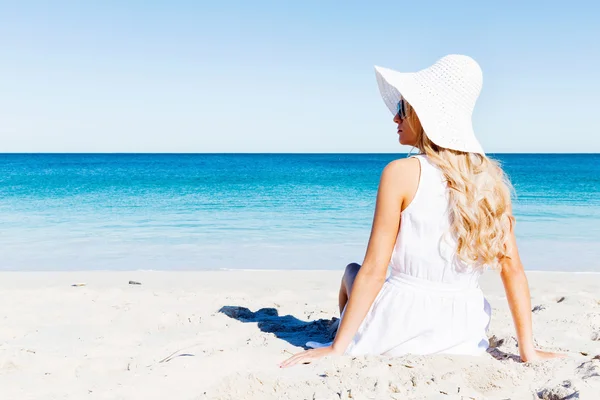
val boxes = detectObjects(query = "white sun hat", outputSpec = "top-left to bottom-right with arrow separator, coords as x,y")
375,54 -> 485,154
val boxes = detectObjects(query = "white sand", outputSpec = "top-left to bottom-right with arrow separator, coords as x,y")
0,270 -> 599,399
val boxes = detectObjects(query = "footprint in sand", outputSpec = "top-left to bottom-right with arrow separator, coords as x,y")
532,305 -> 547,313
537,380 -> 578,400
576,358 -> 600,380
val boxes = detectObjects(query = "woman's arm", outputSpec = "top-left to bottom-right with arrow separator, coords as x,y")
279,158 -> 417,368
331,159 -> 409,353
500,213 -> 564,362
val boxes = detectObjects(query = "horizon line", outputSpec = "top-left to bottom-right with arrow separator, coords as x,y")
1,152 -> 599,155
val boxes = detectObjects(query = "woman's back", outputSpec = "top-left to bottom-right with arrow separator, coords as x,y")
338,156 -> 492,357
390,154 -> 482,288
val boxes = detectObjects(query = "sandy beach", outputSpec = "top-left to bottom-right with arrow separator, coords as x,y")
0,270 -> 599,399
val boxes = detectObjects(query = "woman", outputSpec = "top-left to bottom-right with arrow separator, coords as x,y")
280,55 -> 563,368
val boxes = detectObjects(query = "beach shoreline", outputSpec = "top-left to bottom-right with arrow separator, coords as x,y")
1,270 -> 599,399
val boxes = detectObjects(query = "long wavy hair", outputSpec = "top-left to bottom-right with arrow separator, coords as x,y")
404,102 -> 514,269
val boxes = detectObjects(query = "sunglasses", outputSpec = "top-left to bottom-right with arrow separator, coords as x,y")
396,99 -> 408,120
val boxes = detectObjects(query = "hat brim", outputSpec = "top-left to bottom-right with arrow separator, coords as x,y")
374,65 -> 485,155
374,65 -> 410,115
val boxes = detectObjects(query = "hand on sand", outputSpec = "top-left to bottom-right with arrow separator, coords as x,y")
279,345 -> 341,368
520,349 -> 566,363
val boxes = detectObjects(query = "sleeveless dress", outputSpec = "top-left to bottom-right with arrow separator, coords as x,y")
339,155 -> 491,356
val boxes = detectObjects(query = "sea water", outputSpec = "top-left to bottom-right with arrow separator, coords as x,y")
1,154 -> 598,271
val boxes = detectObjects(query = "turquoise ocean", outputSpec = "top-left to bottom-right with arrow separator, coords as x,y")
1,154 -> 598,271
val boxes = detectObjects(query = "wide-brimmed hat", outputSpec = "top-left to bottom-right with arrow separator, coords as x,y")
374,54 -> 485,154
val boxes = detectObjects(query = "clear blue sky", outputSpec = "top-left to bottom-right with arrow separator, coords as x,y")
1,1 -> 598,153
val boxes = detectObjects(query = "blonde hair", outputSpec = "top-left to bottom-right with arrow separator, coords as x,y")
404,102 -> 514,269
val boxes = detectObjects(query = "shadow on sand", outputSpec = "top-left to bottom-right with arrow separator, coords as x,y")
486,347 -> 521,362
219,306 -> 338,350
220,306 -> 519,361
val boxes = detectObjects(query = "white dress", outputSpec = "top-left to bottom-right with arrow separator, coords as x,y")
339,155 -> 491,356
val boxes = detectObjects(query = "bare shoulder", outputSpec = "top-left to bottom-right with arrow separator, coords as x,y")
381,157 -> 420,184
379,157 -> 421,199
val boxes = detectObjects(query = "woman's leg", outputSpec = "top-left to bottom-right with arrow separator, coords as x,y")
306,263 -> 361,347
338,262 -> 361,314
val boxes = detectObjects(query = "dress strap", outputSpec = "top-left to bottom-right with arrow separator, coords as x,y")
402,154 -> 433,214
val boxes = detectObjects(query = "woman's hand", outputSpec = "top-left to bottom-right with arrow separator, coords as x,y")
279,346 -> 342,368
520,349 -> 566,363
